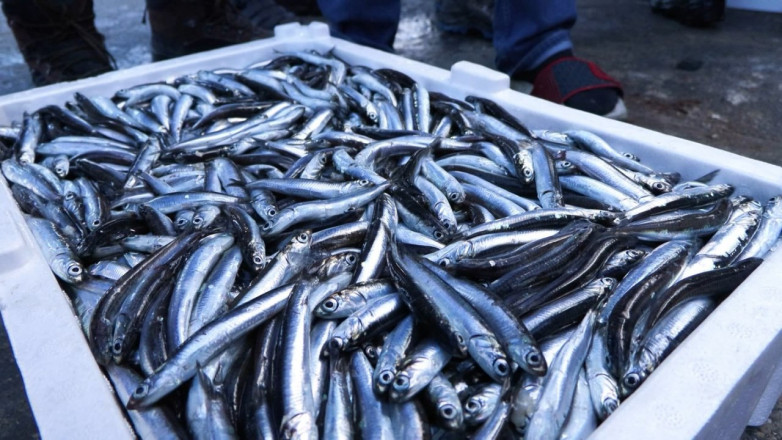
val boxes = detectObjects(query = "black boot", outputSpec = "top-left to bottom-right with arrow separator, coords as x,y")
2,0 -> 115,86
650,0 -> 725,27
146,0 -> 297,62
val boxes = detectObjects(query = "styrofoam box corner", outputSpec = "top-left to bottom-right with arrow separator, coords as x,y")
1,22 -> 782,439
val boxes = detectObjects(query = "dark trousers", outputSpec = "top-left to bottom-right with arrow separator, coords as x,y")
316,0 -> 576,75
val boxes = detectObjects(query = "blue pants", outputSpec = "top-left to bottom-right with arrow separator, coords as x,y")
316,0 -> 576,77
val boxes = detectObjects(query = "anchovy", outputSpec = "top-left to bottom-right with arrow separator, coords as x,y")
105,364 -> 187,439
464,383 -> 503,425
24,215 -> 84,284
373,315 -> 416,394
388,338 -> 452,402
323,356 -> 355,440
328,294 -> 407,352
351,350 -> 395,440
424,259 -> 547,376
558,369 -> 597,439
738,196 -> 782,260
279,282 -> 318,440
389,241 -> 510,381
425,373 -> 464,430
622,297 -> 716,395
167,233 -> 235,351
127,282 -> 294,408
526,311 -> 595,440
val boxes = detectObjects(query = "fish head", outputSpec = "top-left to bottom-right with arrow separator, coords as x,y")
388,371 -> 413,402
314,292 -> 345,318
373,367 -> 396,394
650,179 -> 673,194
249,247 -> 266,273
622,351 -> 654,397
56,254 -> 85,284
464,395 -> 487,422
437,401 -> 464,430
598,277 -> 617,293
468,334 -> 510,381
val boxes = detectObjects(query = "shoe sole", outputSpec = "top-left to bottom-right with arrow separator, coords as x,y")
604,97 -> 629,121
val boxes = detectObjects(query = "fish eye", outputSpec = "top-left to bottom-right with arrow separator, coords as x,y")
133,383 -> 149,397
393,375 -> 410,391
253,255 -> 264,265
68,264 -> 83,276
494,359 -> 510,376
296,232 -> 309,242
266,208 -> 277,217
359,179 -> 369,186
192,217 -> 203,224
64,192 -> 75,200
378,370 -> 395,385
465,400 -> 481,413
525,351 -> 543,367
329,338 -> 344,351
438,258 -> 450,267
448,192 -> 460,201
321,298 -> 338,311
434,230 -> 444,239
92,220 -> 102,228
346,254 -> 357,264
112,338 -> 124,355
604,399 -> 619,414
524,169 -> 533,177
440,405 -> 457,419
624,373 -> 641,389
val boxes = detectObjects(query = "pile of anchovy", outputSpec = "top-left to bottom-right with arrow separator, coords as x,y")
1,49 -> 781,440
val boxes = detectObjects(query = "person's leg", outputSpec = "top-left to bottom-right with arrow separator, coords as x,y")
492,0 -> 625,119
2,0 -> 114,86
316,0 -> 400,52
492,0 -> 575,77
146,0 -> 297,61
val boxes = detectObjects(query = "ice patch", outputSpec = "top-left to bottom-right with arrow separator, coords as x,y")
115,45 -> 152,70
0,52 -> 25,66
725,89 -> 750,105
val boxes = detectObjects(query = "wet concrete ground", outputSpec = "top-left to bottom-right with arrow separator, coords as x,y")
0,0 -> 781,438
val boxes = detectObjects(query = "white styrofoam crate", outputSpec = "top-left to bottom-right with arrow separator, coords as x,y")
0,22 -> 781,439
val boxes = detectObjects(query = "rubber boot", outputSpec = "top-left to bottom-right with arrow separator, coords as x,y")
2,0 -> 115,86
146,0 -> 297,61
